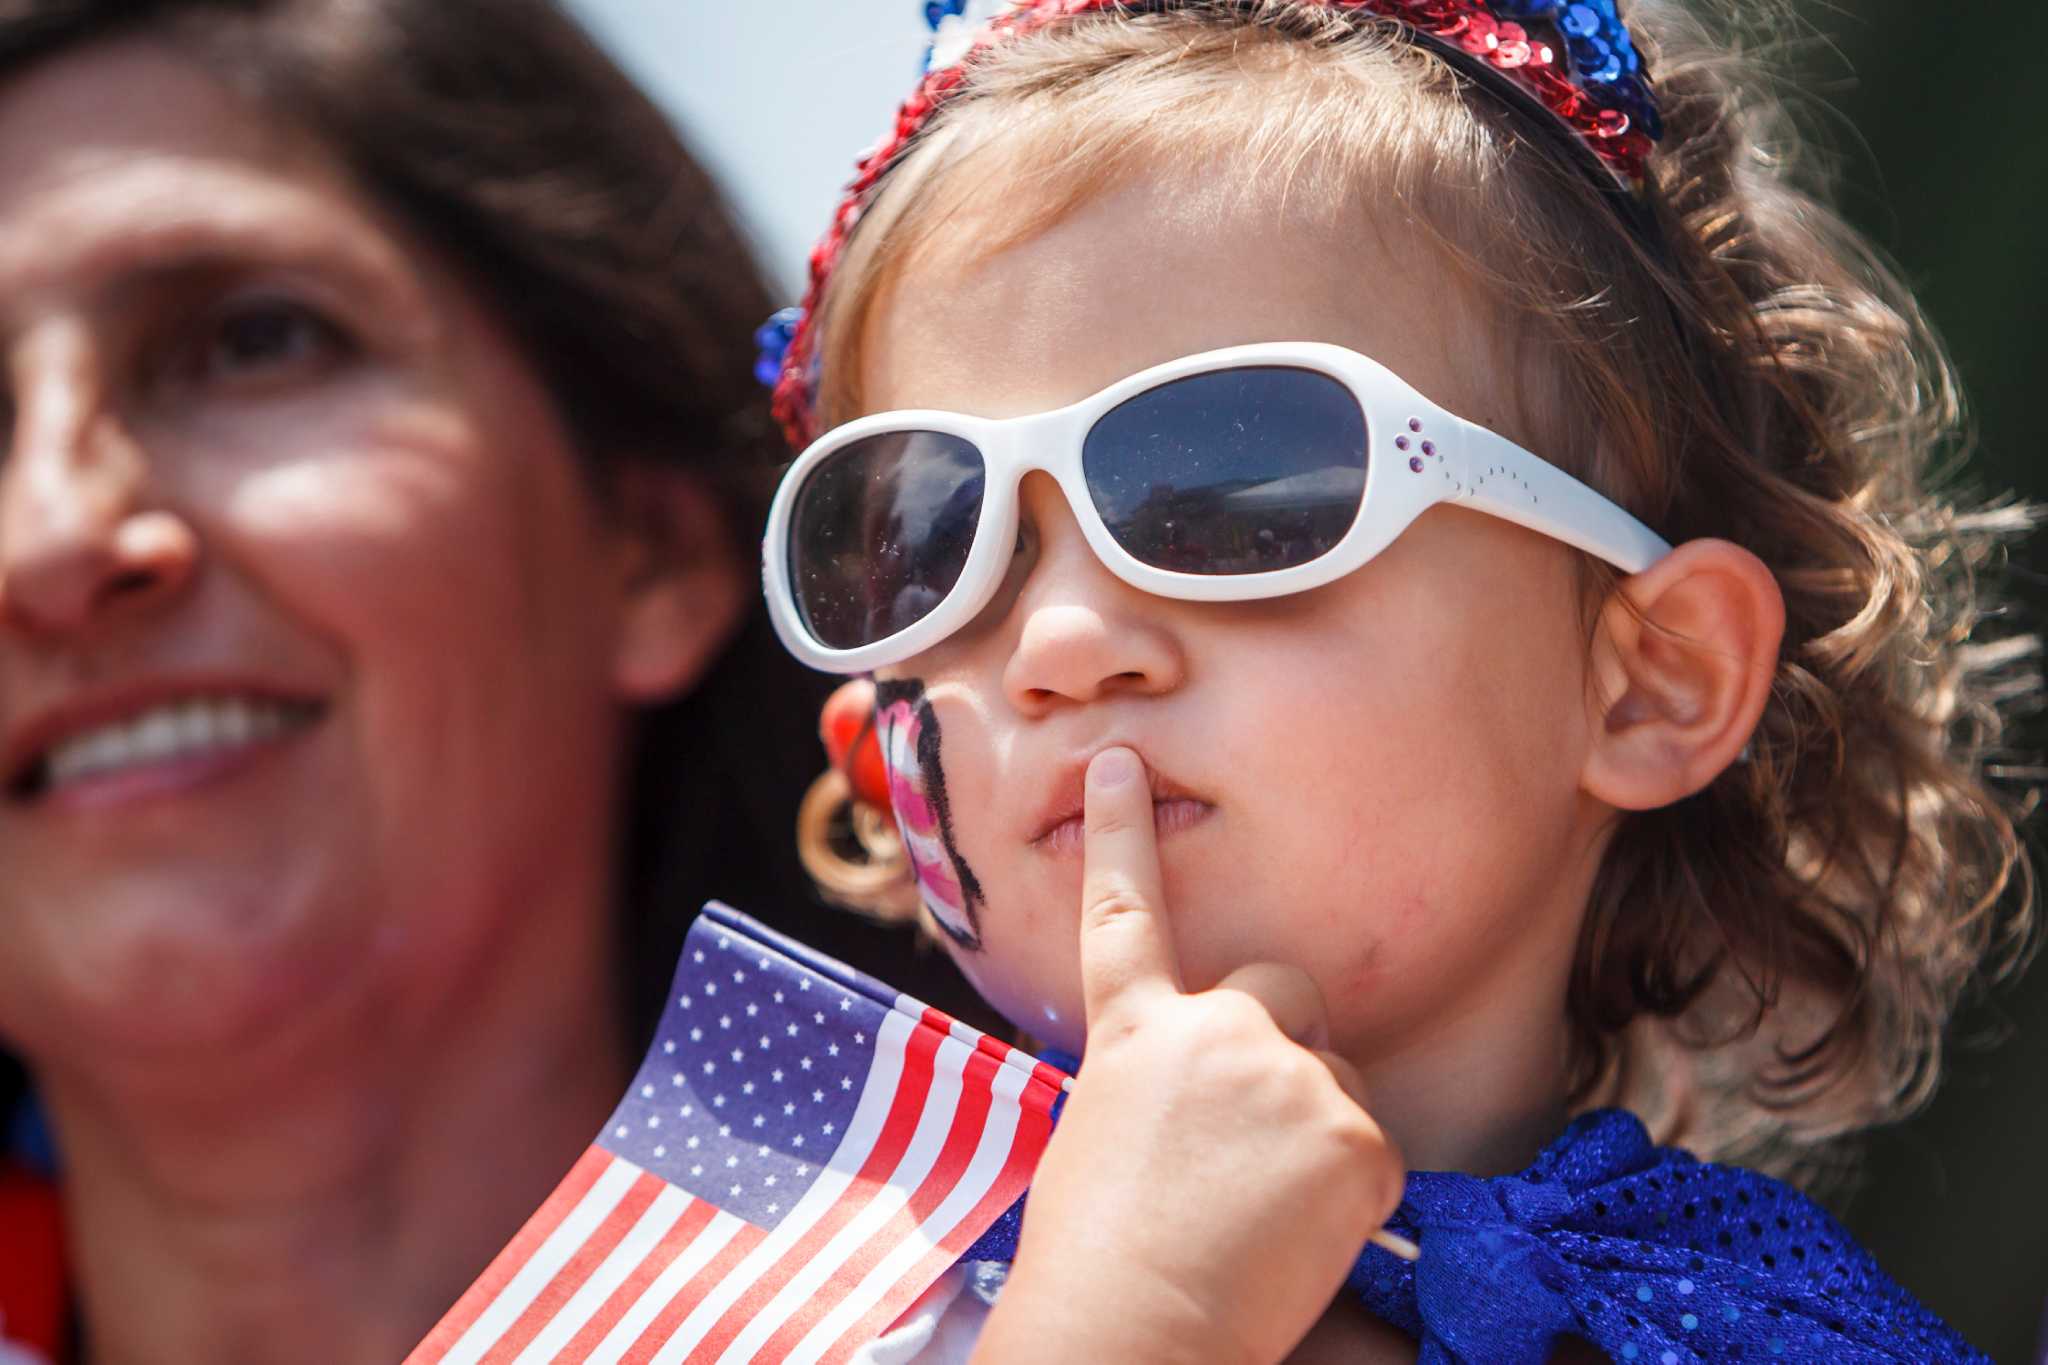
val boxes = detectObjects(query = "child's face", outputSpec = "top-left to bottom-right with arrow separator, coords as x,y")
860,174 -> 1615,1073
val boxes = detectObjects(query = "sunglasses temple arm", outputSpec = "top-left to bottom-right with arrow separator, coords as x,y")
1452,426 -> 1672,575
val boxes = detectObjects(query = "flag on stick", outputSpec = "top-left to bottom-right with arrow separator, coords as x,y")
407,902 -> 1067,1365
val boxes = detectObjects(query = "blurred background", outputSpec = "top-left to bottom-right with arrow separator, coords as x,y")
587,0 -> 2048,1354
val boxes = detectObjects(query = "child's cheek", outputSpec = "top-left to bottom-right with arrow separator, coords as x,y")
873,682 -> 987,951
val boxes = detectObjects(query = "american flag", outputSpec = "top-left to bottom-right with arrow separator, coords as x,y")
407,902 -> 1067,1365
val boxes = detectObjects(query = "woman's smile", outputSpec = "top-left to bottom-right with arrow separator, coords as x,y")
7,687 -> 327,814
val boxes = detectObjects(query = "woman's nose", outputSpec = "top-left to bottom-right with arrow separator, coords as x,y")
0,345 -> 198,639
1001,472 -> 1186,715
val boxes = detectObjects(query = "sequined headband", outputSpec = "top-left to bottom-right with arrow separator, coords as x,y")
759,0 -> 1664,448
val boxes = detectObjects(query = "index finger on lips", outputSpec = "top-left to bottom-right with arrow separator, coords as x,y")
1080,746 -> 1183,1020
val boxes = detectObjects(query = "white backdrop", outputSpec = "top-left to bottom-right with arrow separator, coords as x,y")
563,0 -> 934,300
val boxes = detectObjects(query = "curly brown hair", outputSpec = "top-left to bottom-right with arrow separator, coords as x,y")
797,0 -> 2039,1178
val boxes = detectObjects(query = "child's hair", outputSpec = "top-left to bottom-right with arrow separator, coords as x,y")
796,0 -> 2039,1179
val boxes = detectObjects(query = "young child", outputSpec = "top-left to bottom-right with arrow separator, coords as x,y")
758,1 -> 2035,1359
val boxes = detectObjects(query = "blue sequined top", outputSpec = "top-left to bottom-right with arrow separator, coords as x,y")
961,1107 -> 1985,1363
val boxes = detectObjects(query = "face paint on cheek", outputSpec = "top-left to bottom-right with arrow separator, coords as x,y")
873,679 -> 986,951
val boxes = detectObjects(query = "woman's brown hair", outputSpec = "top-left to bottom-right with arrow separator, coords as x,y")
799,0 -> 2040,1177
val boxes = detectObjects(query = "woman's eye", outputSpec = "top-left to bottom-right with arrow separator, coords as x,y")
185,297 -> 352,387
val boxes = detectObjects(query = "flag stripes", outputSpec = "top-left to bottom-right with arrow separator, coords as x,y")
406,906 -> 1066,1363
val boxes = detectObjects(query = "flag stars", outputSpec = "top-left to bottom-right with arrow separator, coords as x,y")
720,1015 -> 732,1030
813,1090 -> 825,1104
796,1164 -> 810,1177
687,1136 -> 701,1149
678,995 -> 693,1010
640,1084 -> 655,1098
766,1203 -> 780,1215
680,1104 -> 694,1118
828,1043 -> 840,1058
742,1081 -> 756,1096
663,1041 -> 677,1055
753,1114 -> 766,1128
773,990 -> 785,1004
713,1094 -> 727,1108
785,1102 -> 797,1116
800,1058 -> 814,1071
758,958 -> 770,970
672,1073 -> 685,1088
704,982 -> 717,996
719,1124 -> 732,1138
771,1069 -> 785,1084
730,1184 -> 742,1197
814,1011 -> 825,1024
693,949 -> 706,964
726,1154 -> 740,1168
646,1115 -> 660,1128
730,1048 -> 744,1063
759,1037 -> 772,1051
691,1164 -> 704,1177
732,969 -> 746,984
703,1060 -> 717,1076
757,1144 -> 770,1158
690,1028 -> 704,1044
793,1135 -> 805,1149
799,979 -> 811,991
764,1175 -> 778,1188
855,1032 -> 866,1045
653,1145 -> 667,1158
614,1125 -> 628,1139
839,998 -> 852,1012
746,1003 -> 759,1018
786,1023 -> 800,1037
841,1077 -> 853,1091
823,1122 -> 836,1136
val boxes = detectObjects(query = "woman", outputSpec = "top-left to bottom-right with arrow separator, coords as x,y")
0,2 -> 975,1359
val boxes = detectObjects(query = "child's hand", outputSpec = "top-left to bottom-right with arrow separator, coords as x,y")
975,747 -> 1406,1365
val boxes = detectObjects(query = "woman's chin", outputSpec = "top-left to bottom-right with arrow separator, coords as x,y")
6,887 -> 375,1066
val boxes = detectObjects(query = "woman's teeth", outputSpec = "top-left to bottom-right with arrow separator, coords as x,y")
42,697 -> 315,790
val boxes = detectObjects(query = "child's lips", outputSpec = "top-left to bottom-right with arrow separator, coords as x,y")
1032,795 -> 1214,857
1026,753 -> 1212,856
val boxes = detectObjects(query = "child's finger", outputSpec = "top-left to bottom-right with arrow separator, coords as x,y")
1080,746 -> 1182,1020
1212,962 -> 1331,1051
1314,1049 -> 1373,1115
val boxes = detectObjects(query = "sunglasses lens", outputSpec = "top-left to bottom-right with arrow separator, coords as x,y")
1082,367 -> 1368,575
788,430 -> 986,651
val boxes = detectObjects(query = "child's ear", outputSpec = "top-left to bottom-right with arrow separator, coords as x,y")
606,463 -> 747,702
1580,538 -> 1785,810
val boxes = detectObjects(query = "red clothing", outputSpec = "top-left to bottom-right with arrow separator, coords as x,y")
0,1162 -> 64,1363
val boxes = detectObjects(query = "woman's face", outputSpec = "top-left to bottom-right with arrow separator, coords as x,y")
0,40 -> 738,1066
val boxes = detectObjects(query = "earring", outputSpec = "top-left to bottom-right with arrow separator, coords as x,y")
818,679 -> 893,810
796,681 -> 913,911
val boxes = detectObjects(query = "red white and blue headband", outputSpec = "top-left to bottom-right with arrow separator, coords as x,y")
758,0 -> 1665,449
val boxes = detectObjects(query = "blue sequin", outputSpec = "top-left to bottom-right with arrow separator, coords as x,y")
752,306 -> 804,391
1561,4 -> 1599,38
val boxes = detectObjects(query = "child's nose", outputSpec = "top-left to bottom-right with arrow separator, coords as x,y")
1001,472 -> 1185,716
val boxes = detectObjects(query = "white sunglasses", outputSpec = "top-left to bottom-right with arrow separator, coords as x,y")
763,341 -> 1670,673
